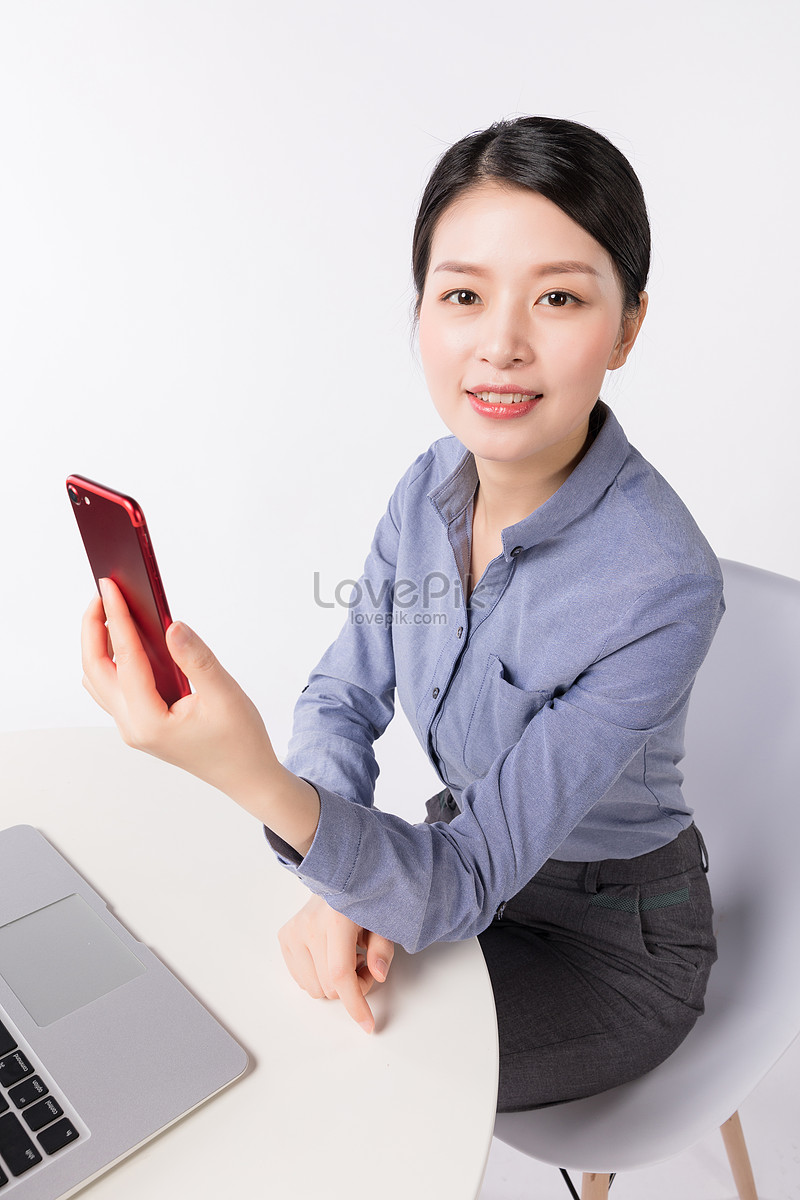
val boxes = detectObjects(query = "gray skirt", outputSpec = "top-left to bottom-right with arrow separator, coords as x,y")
424,790 -> 717,1113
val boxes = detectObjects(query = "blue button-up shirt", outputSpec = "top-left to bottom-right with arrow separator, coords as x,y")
266,404 -> 725,953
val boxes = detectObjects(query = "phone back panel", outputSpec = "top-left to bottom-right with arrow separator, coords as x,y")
67,476 -> 190,706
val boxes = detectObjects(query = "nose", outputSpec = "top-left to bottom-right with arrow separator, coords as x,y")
476,299 -> 534,368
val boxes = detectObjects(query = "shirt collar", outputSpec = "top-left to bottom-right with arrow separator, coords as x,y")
427,402 -> 631,559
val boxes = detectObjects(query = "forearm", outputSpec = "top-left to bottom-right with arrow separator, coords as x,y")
81,581 -> 322,858
233,763 -> 321,858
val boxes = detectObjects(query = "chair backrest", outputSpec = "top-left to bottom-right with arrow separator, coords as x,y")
677,558 -> 800,1093
494,559 -> 800,1172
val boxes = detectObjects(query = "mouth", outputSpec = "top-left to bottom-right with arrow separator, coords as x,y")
466,389 -> 543,420
468,390 -> 543,406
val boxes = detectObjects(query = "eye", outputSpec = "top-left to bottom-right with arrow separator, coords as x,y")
536,290 -> 579,308
443,289 -> 481,306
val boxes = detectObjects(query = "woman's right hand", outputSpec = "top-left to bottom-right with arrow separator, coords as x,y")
277,895 -> 394,1034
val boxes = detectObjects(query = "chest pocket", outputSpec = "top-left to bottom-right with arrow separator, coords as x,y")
463,654 -> 551,777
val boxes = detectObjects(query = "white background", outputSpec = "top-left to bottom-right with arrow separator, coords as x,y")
1,0 -> 798,817
2,9 -> 799,1196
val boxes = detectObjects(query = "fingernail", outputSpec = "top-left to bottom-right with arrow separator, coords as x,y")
375,958 -> 389,981
360,1020 -> 373,1035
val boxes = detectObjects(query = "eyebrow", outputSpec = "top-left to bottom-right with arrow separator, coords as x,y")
432,259 -> 602,279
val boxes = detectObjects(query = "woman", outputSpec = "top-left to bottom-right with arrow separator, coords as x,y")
82,116 -> 722,1113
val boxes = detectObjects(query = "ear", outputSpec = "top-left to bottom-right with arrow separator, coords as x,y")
608,291 -> 648,370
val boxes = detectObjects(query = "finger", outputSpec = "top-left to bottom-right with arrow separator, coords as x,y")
365,931 -> 395,984
81,671 -> 112,716
81,594 -> 122,705
283,942 -> 327,1000
325,928 -> 375,1033
165,620 -> 232,693
81,594 -> 113,670
277,924 -> 327,999
96,579 -> 162,713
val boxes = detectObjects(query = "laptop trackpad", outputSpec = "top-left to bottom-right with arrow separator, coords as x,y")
0,893 -> 146,1026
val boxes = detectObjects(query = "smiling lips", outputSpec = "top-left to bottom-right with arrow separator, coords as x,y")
467,388 -> 543,420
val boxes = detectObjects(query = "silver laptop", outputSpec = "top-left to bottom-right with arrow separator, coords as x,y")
0,825 -> 248,1197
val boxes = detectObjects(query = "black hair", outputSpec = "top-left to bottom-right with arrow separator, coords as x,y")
412,116 -> 650,318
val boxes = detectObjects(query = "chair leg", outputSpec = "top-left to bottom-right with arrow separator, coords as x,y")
581,1173 -> 611,1199
720,1111 -> 759,1200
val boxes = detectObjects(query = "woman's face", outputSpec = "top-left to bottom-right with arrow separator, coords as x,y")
418,182 -> 646,473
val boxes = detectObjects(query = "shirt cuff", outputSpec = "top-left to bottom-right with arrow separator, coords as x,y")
263,781 -> 362,895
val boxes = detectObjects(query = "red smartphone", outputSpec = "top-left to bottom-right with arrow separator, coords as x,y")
67,474 -> 191,707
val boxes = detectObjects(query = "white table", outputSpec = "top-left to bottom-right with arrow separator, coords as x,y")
0,728 -> 498,1199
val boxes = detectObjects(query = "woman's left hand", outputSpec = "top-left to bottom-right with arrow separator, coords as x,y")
81,578 -> 296,826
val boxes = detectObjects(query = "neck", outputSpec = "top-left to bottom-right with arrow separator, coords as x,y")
473,419 -> 593,531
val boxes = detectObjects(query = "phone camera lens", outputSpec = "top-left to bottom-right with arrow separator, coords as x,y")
68,486 -> 81,506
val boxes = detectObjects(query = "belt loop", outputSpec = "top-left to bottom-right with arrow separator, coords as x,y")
694,825 -> 710,873
584,861 -> 601,893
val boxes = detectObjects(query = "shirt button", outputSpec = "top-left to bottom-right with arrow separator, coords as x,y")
456,627 -> 463,638
432,687 -> 440,699
510,545 -> 523,557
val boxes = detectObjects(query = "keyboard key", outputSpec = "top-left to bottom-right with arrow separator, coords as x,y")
0,1161 -> 8,1187
0,1020 -> 16,1058
38,1119 -> 79,1155
0,1052 -> 32,1088
9,1076 -> 48,1110
0,1095 -> 8,1117
23,1097 -> 63,1133
0,1112 -> 43,1176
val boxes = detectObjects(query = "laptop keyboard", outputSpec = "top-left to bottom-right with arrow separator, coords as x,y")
0,1014 -> 81,1188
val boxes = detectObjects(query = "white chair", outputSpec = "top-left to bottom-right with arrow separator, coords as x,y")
492,559 -> 800,1199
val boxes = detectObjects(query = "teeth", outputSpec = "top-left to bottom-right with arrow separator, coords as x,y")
477,391 -> 538,405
